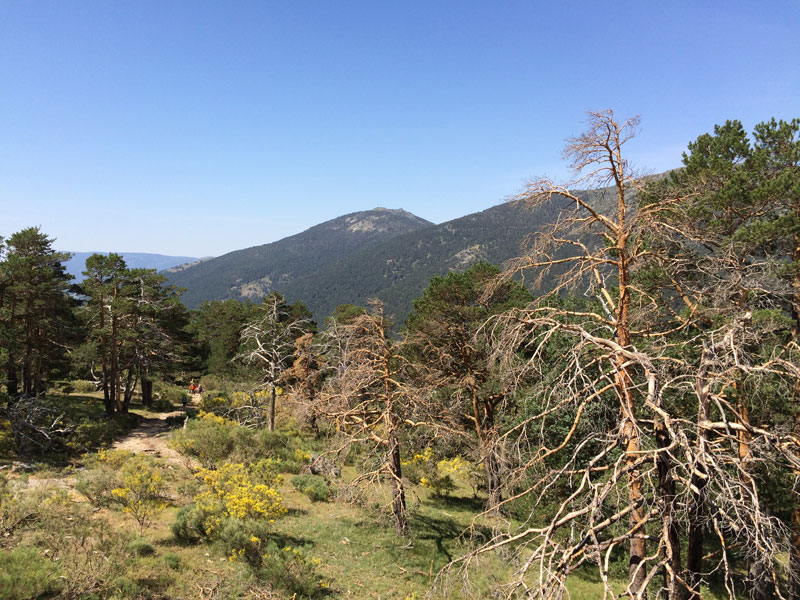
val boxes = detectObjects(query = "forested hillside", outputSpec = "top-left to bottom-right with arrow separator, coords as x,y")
167,208 -> 432,309
280,197 -> 570,320
169,193 -> 609,321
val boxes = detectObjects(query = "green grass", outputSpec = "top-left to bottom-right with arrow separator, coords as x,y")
0,397 -> 735,599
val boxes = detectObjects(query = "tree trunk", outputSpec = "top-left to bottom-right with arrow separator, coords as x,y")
6,351 -> 18,398
686,344 -> 713,600
791,232 -> 800,598
624,419 -> 648,599
655,417 -> 681,599
388,430 -> 408,536
483,438 -> 503,510
268,386 -> 276,431
141,378 -> 153,408
33,353 -> 43,397
790,469 -> 800,600
473,390 -> 503,510
685,470 -> 706,600
102,372 -> 113,416
121,371 -> 135,413
735,398 -> 769,600
306,373 -> 320,439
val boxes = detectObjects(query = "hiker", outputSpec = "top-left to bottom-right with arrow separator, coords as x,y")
189,381 -> 196,394
182,394 -> 188,408
197,384 -> 204,395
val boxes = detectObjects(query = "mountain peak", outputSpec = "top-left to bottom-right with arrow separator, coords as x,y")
167,208 -> 434,308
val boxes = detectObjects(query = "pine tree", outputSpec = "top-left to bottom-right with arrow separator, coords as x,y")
1,228 -> 74,398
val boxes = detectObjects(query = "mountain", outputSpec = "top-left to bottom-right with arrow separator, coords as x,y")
166,208 -> 433,309
277,196 -> 572,321
168,190 -> 594,321
62,252 -> 201,282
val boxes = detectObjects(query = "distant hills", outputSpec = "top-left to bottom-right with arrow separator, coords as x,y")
165,196 -> 584,322
62,252 -> 201,282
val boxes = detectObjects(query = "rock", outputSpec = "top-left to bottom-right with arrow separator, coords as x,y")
309,454 -> 341,479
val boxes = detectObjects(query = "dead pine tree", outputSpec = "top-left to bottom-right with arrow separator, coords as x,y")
281,332 -> 325,437
237,293 -> 311,431
319,300 -> 425,536
443,110 -> 691,599
509,110 -> 655,598
444,111 -> 800,600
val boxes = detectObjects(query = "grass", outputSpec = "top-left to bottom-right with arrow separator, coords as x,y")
0,392 -> 734,599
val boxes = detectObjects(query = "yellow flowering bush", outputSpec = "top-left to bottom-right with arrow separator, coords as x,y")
403,448 -> 476,497
109,454 -> 168,530
194,462 -> 286,536
96,448 -> 134,469
294,448 -> 312,463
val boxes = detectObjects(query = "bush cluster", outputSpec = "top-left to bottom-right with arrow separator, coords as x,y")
76,449 -> 168,529
291,474 -> 331,502
170,459 -> 329,596
70,379 -> 98,393
402,447 -> 478,497
152,382 -> 186,409
0,545 -> 62,600
257,543 -> 327,598
169,411 -> 311,472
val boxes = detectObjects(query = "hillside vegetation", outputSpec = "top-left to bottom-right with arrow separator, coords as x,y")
167,208 -> 432,311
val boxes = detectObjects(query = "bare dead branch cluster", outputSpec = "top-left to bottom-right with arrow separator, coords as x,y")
0,396 -> 73,456
445,110 -> 800,600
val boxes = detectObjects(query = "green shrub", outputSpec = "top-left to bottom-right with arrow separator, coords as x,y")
153,382 -> 186,408
49,380 -> 75,394
164,413 -> 187,427
71,379 -> 98,393
151,396 -> 176,411
110,454 -> 168,530
68,413 -> 140,453
111,575 -> 144,598
0,477 -> 45,536
0,545 -> 62,599
214,517 -> 273,566
24,494 -> 130,599
291,474 -> 331,502
169,412 -> 240,467
198,375 -> 239,395
163,552 -> 181,570
127,538 -> 155,557
249,458 -> 284,487
75,464 -> 119,507
257,542 -> 326,598
170,505 -> 206,544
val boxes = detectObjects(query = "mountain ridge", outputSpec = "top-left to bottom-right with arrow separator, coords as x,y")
166,208 -> 434,309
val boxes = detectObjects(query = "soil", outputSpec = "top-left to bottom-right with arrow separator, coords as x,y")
112,393 -> 202,464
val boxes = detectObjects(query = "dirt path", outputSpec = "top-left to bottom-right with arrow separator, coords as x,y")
112,409 -> 188,465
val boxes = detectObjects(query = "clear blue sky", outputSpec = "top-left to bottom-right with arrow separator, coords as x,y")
2,1 -> 798,257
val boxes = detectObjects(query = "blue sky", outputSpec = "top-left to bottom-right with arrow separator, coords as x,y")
2,1 -> 798,257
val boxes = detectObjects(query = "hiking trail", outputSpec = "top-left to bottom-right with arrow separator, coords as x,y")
112,394 -> 201,464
